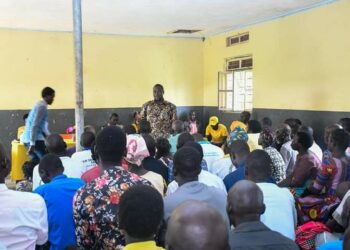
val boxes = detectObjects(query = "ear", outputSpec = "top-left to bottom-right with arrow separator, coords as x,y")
260,204 -> 266,215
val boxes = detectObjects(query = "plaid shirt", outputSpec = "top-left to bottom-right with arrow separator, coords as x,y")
264,146 -> 286,183
73,167 -> 150,249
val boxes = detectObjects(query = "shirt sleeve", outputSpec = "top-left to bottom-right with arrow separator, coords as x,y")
222,125 -> 228,137
30,105 -> 47,145
35,196 -> 49,245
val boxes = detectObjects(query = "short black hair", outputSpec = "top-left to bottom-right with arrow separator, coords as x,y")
296,131 -> 313,150
139,120 -> 151,134
41,87 -> 55,98
156,138 -> 171,159
45,134 -> 66,154
240,111 -> 251,124
109,113 -> 119,119
177,132 -> 194,149
261,117 -> 272,128
96,126 -> 126,163
173,146 -> 201,178
133,111 -> 140,118
143,134 -> 156,157
124,125 -> 137,135
39,153 -> 64,175
230,140 -> 250,158
246,150 -> 272,182
331,129 -> 350,152
284,118 -> 302,136
118,184 -> 163,239
184,141 -> 204,161
339,118 -> 350,134
80,131 -> 95,148
23,113 -> 29,121
248,120 -> 262,133
154,84 -> 164,93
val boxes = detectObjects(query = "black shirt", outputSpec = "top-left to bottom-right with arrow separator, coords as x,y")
230,221 -> 299,250
142,157 -> 169,184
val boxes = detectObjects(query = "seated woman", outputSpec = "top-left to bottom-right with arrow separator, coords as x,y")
258,128 -> 286,183
279,131 -> 321,196
125,134 -> 166,196
297,129 -> 350,223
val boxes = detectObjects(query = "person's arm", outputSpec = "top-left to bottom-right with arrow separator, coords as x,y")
171,104 -> 177,121
140,103 -> 148,120
30,105 -> 46,146
278,175 -> 292,187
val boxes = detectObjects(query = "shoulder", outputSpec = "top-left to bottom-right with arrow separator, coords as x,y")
142,100 -> 154,108
14,190 -> 46,207
164,100 -> 176,107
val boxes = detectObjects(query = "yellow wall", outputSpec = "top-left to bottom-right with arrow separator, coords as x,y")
203,0 -> 350,112
0,30 -> 203,109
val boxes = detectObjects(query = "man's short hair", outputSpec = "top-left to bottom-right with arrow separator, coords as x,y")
296,131 -> 313,150
96,126 -> 126,163
246,150 -> 272,182
174,146 -> 201,179
41,87 -> 55,98
248,120 -> 262,133
156,138 -> 171,158
118,184 -> 163,239
80,132 -> 95,148
261,117 -> 272,128
142,134 -> 156,157
139,120 -> 151,134
184,141 -> 204,161
230,140 -> 250,157
240,111 -> 251,124
39,153 -> 64,175
153,84 -> 164,93
331,129 -> 350,152
45,134 -> 66,154
177,132 -> 194,149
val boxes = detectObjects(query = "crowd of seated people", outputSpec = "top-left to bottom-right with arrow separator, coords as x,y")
2,110 -> 350,250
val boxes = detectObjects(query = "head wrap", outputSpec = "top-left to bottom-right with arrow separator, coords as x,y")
227,127 -> 248,146
125,134 -> 150,166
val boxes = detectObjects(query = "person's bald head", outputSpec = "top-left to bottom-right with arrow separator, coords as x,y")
245,150 -> 272,183
227,180 -> 265,227
45,134 -> 67,155
229,140 -> 250,166
166,200 -> 229,250
324,123 -> 342,146
172,120 -> 184,134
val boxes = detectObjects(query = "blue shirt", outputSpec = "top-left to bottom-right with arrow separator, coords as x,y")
168,134 -> 180,156
34,175 -> 84,250
318,240 -> 342,250
223,162 -> 245,191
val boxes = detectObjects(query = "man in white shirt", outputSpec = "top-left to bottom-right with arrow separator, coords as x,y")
32,134 -> 84,189
0,144 -> 48,249
210,155 -> 235,179
277,124 -> 298,177
246,150 -> 297,240
71,131 -> 97,175
193,134 -> 224,170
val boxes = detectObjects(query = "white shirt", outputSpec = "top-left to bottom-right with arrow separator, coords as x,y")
0,184 -> 48,250
71,150 -> 97,175
209,156 -> 236,179
32,156 -> 84,190
166,170 -> 227,196
280,141 -> 298,177
199,141 -> 225,170
257,182 -> 297,240
309,142 -> 323,162
333,190 -> 350,227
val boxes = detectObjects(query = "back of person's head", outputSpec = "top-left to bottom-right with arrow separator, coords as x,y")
139,120 -> 151,134
173,146 -> 201,179
155,138 -> 171,159
261,117 -> 272,128
247,120 -> 262,134
227,180 -> 265,226
45,134 -> 67,154
172,120 -> 185,134
324,123 -> 343,146
240,111 -> 251,124
299,126 -> 314,138
38,153 -> 64,183
95,126 -> 126,166
258,128 -> 275,147
339,118 -> 350,134
80,131 -> 95,149
177,132 -> 194,149
142,134 -> 156,157
192,133 -> 204,142
124,125 -> 137,135
184,141 -> 204,161
230,140 -> 250,160
118,184 -> 163,240
84,125 -> 96,135
41,86 -> 55,98
295,131 -> 313,150
245,150 -> 272,183
330,129 -> 350,152
166,200 -> 229,250
284,118 -> 302,137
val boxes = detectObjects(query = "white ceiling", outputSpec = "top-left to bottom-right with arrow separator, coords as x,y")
0,0 -> 337,38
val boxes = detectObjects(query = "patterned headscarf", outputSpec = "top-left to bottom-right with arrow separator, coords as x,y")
260,128 -> 275,147
227,127 -> 249,146
125,134 -> 150,166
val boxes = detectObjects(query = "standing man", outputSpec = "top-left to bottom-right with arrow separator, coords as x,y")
23,87 -> 55,161
141,84 -> 176,140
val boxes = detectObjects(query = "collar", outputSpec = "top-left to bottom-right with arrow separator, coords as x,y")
198,140 -> 210,144
234,221 -> 269,233
125,241 -> 158,249
51,174 -> 67,182
0,184 -> 8,192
